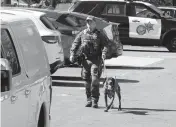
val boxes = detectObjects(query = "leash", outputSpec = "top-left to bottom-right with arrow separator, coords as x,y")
102,58 -> 107,78
102,57 -> 109,89
102,58 -> 117,80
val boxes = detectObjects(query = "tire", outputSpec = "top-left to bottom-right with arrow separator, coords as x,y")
166,36 -> 176,52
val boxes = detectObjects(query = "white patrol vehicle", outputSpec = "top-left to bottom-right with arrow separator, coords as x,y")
69,0 -> 176,52
1,8 -> 65,74
1,12 -> 51,127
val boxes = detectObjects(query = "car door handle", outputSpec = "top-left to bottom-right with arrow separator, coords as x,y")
11,95 -> 18,103
25,89 -> 31,96
132,20 -> 140,22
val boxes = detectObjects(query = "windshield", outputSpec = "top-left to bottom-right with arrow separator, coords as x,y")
146,3 -> 163,15
160,9 -> 175,17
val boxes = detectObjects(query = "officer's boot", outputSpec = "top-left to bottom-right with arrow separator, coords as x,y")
91,85 -> 100,108
85,88 -> 92,107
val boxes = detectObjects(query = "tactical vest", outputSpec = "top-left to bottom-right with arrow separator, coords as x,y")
80,29 -> 102,58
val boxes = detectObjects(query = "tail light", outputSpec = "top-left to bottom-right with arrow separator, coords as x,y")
42,36 -> 58,44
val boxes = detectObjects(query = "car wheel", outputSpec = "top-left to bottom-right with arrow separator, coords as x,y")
166,36 -> 176,52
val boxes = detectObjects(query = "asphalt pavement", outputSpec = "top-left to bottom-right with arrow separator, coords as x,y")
50,45 -> 176,127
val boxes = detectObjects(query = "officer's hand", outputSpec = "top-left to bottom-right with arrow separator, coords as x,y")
70,55 -> 75,63
102,54 -> 106,60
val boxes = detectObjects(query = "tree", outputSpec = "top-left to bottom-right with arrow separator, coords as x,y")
140,0 -> 173,6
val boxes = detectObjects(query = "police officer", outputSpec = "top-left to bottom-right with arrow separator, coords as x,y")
70,16 -> 109,108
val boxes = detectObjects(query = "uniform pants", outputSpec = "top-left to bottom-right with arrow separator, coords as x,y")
81,58 -> 103,103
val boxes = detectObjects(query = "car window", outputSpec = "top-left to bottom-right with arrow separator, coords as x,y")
57,14 -> 86,27
134,5 -> 158,18
10,22 -> 49,77
66,15 -> 86,27
136,9 -> 150,17
40,16 -> 56,30
161,9 -> 175,17
70,1 -> 98,14
102,3 -> 126,16
1,29 -> 21,76
1,50 -> 10,92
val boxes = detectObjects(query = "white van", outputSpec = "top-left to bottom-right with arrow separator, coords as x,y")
0,13 -> 51,127
0,8 -> 65,74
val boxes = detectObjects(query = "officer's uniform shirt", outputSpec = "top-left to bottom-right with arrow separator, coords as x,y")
70,28 -> 109,59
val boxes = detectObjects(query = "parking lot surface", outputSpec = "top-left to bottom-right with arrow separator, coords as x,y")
51,45 -> 176,127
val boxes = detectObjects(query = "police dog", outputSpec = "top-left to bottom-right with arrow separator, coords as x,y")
103,77 -> 122,112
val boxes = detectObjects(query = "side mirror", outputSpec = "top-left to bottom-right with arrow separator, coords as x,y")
0,58 -> 12,92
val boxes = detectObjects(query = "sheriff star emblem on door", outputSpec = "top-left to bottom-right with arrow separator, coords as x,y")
129,16 -> 161,39
136,22 -> 154,35
145,22 -> 154,32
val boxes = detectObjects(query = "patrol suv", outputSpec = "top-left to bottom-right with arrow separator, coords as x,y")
69,0 -> 176,52
1,12 -> 51,127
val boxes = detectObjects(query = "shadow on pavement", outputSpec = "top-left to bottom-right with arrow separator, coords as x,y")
64,65 -> 164,70
108,107 -> 176,115
106,66 -> 164,70
115,79 -> 139,83
91,107 -> 148,116
122,108 -> 176,112
52,78 -> 139,87
52,76 -> 139,82
52,76 -> 81,81
122,110 -> 148,115
124,49 -> 170,53
52,81 -> 87,87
